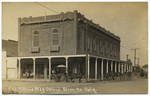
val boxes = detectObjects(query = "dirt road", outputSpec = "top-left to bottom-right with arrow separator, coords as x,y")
2,78 -> 148,94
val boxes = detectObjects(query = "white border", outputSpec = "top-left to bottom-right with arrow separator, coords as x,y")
0,0 -> 149,96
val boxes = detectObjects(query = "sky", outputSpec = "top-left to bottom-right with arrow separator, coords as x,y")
2,2 -> 148,66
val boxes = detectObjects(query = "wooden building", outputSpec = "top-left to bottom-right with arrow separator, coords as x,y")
15,10 -> 132,81
2,39 -> 18,79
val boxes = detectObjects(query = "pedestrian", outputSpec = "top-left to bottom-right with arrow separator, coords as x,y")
78,72 -> 82,83
64,73 -> 68,82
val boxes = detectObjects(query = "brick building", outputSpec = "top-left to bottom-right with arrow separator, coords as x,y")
16,10 -> 132,81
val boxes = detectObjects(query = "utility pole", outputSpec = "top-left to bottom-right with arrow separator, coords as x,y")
137,58 -> 140,67
131,48 -> 140,67
126,55 -> 129,61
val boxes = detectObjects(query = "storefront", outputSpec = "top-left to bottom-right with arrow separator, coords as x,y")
5,54 -> 133,82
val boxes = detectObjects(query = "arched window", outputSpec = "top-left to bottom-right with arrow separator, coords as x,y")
53,29 -> 59,45
33,31 -> 39,46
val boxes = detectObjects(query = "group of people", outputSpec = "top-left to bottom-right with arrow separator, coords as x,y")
52,67 -> 82,83
54,72 -> 82,83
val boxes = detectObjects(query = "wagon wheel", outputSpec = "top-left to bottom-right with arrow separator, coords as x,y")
51,74 -> 56,80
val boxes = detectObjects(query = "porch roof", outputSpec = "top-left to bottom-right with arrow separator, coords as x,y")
5,54 -> 130,64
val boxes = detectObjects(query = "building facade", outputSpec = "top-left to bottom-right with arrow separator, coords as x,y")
15,10 -> 132,81
2,39 -> 18,79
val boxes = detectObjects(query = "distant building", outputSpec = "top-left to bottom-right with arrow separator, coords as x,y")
2,39 -> 18,79
2,39 -> 18,57
6,10 -> 132,81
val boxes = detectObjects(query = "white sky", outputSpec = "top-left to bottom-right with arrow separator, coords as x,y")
2,2 -> 148,66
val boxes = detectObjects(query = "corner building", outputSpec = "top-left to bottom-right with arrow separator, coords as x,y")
17,10 -> 132,81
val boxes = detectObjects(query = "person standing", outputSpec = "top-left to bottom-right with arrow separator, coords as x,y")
78,72 -> 82,83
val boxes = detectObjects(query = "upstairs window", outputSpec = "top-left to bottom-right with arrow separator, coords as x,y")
99,39 -> 103,53
114,45 -> 117,57
33,31 -> 39,47
87,35 -> 90,50
96,40 -> 99,53
93,38 -> 96,51
90,37 -> 93,51
117,46 -> 120,57
105,41 -> 108,55
53,29 -> 59,45
84,28 -> 86,51
110,43 -> 112,56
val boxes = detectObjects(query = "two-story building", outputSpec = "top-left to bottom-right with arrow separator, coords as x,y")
7,10 -> 132,81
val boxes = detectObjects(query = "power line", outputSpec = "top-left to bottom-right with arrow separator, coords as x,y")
122,45 -> 136,47
122,45 -> 147,48
34,2 -> 59,14
121,46 -> 130,51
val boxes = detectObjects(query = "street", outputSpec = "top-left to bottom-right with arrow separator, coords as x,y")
2,78 -> 148,94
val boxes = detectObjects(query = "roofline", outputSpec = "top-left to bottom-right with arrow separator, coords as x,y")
19,10 -> 121,41
77,12 -> 120,41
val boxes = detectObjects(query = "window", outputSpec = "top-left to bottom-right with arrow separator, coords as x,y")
77,30 -> 81,50
87,35 -> 90,50
53,29 -> 58,33
84,28 -> 86,51
93,38 -> 96,51
105,41 -> 108,55
90,37 -> 93,51
110,43 -> 112,56
96,40 -> 99,53
99,39 -> 103,53
33,31 -> 39,47
53,29 -> 59,45
117,46 -> 120,57
114,45 -> 117,57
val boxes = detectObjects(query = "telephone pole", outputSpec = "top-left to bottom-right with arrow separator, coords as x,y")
131,48 -> 140,67
137,58 -> 140,67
